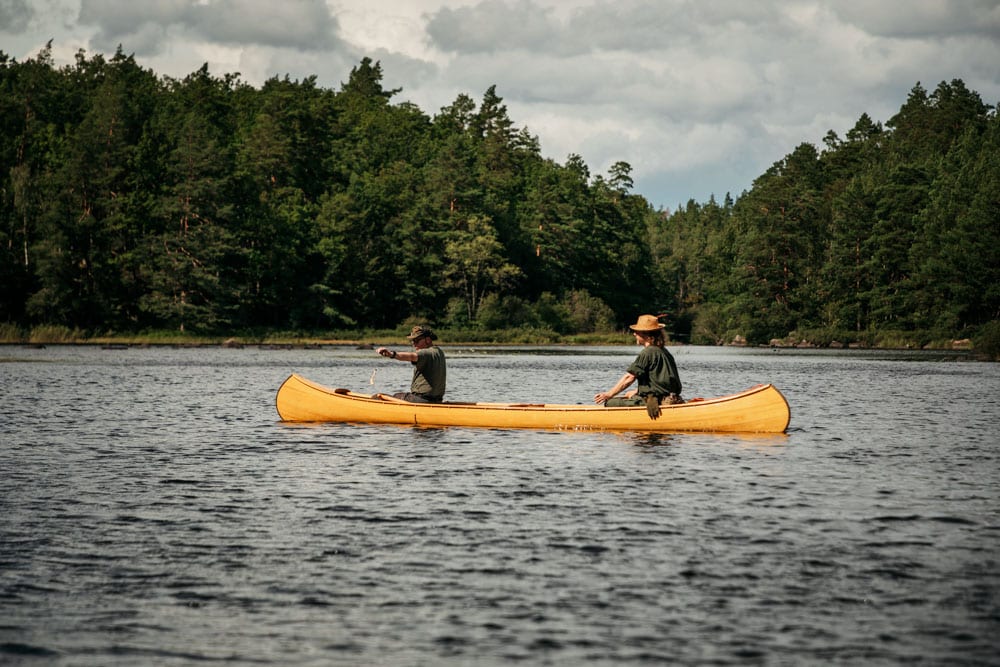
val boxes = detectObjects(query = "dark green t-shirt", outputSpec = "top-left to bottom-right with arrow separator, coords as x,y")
626,345 -> 682,397
411,345 -> 446,399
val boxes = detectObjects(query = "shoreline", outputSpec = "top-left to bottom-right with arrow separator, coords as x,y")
0,339 -> 982,357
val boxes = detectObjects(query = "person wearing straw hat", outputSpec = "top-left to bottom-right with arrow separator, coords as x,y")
376,325 -> 447,402
594,314 -> 682,418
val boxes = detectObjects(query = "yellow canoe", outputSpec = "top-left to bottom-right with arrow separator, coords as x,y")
276,373 -> 791,433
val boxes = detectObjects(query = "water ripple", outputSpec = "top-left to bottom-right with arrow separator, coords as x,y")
1,346 -> 998,665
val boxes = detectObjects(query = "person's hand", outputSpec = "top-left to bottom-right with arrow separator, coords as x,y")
594,392 -> 609,404
377,347 -> 393,358
644,394 -> 661,419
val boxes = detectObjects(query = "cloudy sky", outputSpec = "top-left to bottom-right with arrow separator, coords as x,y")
3,0 -> 999,209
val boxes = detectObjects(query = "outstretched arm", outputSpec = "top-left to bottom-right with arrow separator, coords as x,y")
376,347 -> 417,362
594,372 -> 636,404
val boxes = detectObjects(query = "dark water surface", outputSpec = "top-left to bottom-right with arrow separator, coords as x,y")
2,344 -> 998,665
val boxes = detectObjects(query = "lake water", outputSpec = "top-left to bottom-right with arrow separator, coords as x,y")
1,344 -> 998,665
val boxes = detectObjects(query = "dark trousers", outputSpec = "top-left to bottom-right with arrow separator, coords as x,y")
393,392 -> 443,403
605,393 -> 682,407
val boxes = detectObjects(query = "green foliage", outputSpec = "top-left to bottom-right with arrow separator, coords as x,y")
443,216 -> 522,322
0,55 -> 995,352
462,289 -> 614,335
667,80 -> 998,350
474,294 -> 531,330
973,321 -> 1000,360
560,289 -> 616,333
689,303 -> 727,345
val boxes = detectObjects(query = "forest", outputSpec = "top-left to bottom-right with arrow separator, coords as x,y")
1,46 -> 998,353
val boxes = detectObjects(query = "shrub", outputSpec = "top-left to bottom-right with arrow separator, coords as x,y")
0,323 -> 24,343
29,325 -> 83,343
444,297 -> 471,328
690,303 -> 726,345
475,294 -> 535,330
531,292 -> 568,333
562,289 -> 615,333
973,320 -> 1000,360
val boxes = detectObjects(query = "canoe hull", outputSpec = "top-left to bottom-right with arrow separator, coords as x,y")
276,374 -> 791,433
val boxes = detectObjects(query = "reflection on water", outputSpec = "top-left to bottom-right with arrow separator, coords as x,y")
1,345 -> 998,665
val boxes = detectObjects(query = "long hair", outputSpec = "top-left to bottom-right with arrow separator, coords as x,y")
640,329 -> 666,347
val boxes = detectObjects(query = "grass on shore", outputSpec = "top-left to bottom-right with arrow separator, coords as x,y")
0,323 -> 630,347
1,322 -> 993,357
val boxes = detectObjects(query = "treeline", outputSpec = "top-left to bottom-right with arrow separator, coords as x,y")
1,46 -> 998,349
659,80 -> 999,348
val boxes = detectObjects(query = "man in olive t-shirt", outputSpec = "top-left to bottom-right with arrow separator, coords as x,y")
375,325 -> 446,402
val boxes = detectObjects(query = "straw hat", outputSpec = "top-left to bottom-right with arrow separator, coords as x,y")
628,314 -> 666,333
